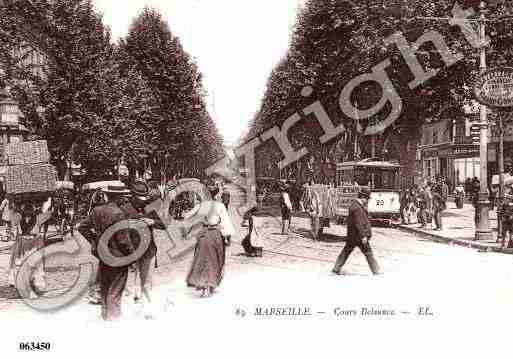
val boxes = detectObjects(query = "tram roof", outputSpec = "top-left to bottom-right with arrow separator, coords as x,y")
336,158 -> 401,170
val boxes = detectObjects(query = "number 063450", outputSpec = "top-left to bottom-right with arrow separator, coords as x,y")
19,342 -> 51,351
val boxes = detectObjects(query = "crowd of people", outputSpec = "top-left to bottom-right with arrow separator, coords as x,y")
0,175 -> 236,321
8,171 -> 513,321
77,179 -> 236,321
399,178 -> 450,230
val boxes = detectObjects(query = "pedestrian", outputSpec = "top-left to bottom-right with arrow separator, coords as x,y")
7,201 -> 23,286
123,180 -> 167,318
432,187 -> 445,231
84,190 -> 108,305
183,185 -> 235,240
399,187 -> 410,224
416,185 -> 431,228
331,186 -> 381,276
472,179 -> 480,226
221,185 -> 231,211
501,186 -> 513,248
279,181 -> 293,235
77,185 -> 151,321
307,188 -> 323,241
441,178 -> 449,209
403,186 -> 417,224
186,213 -> 228,297
241,206 -> 263,257
0,194 -> 11,241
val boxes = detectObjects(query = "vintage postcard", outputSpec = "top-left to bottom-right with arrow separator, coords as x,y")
1,1 -> 512,358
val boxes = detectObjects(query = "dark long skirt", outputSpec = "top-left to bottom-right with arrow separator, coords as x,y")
186,234 -> 226,290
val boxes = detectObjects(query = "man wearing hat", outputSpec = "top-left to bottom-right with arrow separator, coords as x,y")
78,184 -> 149,321
332,186 -> 381,276
124,180 -> 167,313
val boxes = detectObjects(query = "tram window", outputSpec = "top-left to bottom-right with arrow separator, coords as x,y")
373,170 -> 396,190
354,168 -> 370,186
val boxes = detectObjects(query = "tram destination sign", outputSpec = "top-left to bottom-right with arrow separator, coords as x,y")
474,67 -> 513,109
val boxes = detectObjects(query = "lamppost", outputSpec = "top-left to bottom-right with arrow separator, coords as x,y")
475,1 -> 493,241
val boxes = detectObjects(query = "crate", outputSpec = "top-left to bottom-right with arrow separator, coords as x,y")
4,140 -> 50,165
5,164 -> 57,194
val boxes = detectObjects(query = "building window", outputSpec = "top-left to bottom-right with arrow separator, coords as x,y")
454,157 -> 481,184
424,158 -> 438,180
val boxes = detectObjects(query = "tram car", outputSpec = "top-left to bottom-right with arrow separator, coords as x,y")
334,158 -> 402,225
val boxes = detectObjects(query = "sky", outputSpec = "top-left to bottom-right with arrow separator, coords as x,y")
92,0 -> 305,146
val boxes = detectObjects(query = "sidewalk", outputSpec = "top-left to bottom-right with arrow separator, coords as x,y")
397,202 -> 513,254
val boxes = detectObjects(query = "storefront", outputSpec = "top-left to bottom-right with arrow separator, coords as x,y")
488,121 -> 513,176
421,143 -> 480,187
419,116 -> 480,189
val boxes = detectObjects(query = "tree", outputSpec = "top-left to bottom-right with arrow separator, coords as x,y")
122,7 -> 224,179
245,0 -> 513,182
0,0 -> 118,178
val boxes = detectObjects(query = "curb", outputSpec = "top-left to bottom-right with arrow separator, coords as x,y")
396,225 -> 512,255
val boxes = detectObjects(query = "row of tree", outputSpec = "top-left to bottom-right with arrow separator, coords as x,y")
0,0 -> 224,182
244,0 -> 513,183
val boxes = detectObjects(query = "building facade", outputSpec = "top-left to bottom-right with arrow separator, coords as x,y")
419,115 -> 480,189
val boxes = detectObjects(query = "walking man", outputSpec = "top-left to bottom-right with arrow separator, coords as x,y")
332,187 -> 381,276
124,181 -> 167,318
78,185 -> 151,321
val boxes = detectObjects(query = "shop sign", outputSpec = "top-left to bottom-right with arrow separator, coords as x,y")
474,67 -> 513,108
422,146 -> 479,159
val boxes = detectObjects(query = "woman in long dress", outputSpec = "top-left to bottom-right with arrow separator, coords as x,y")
186,214 -> 226,297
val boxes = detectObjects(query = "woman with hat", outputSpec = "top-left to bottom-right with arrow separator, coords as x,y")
186,213 -> 226,297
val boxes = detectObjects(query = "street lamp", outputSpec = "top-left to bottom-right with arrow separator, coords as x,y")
475,1 -> 494,241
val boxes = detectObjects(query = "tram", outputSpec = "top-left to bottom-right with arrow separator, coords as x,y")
334,158 -> 402,225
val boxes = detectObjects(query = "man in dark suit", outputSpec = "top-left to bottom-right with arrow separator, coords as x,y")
331,187 -> 381,276
124,181 -> 167,318
78,185 -> 146,321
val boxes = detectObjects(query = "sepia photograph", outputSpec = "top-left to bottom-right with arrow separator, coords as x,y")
1,0 -> 512,358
